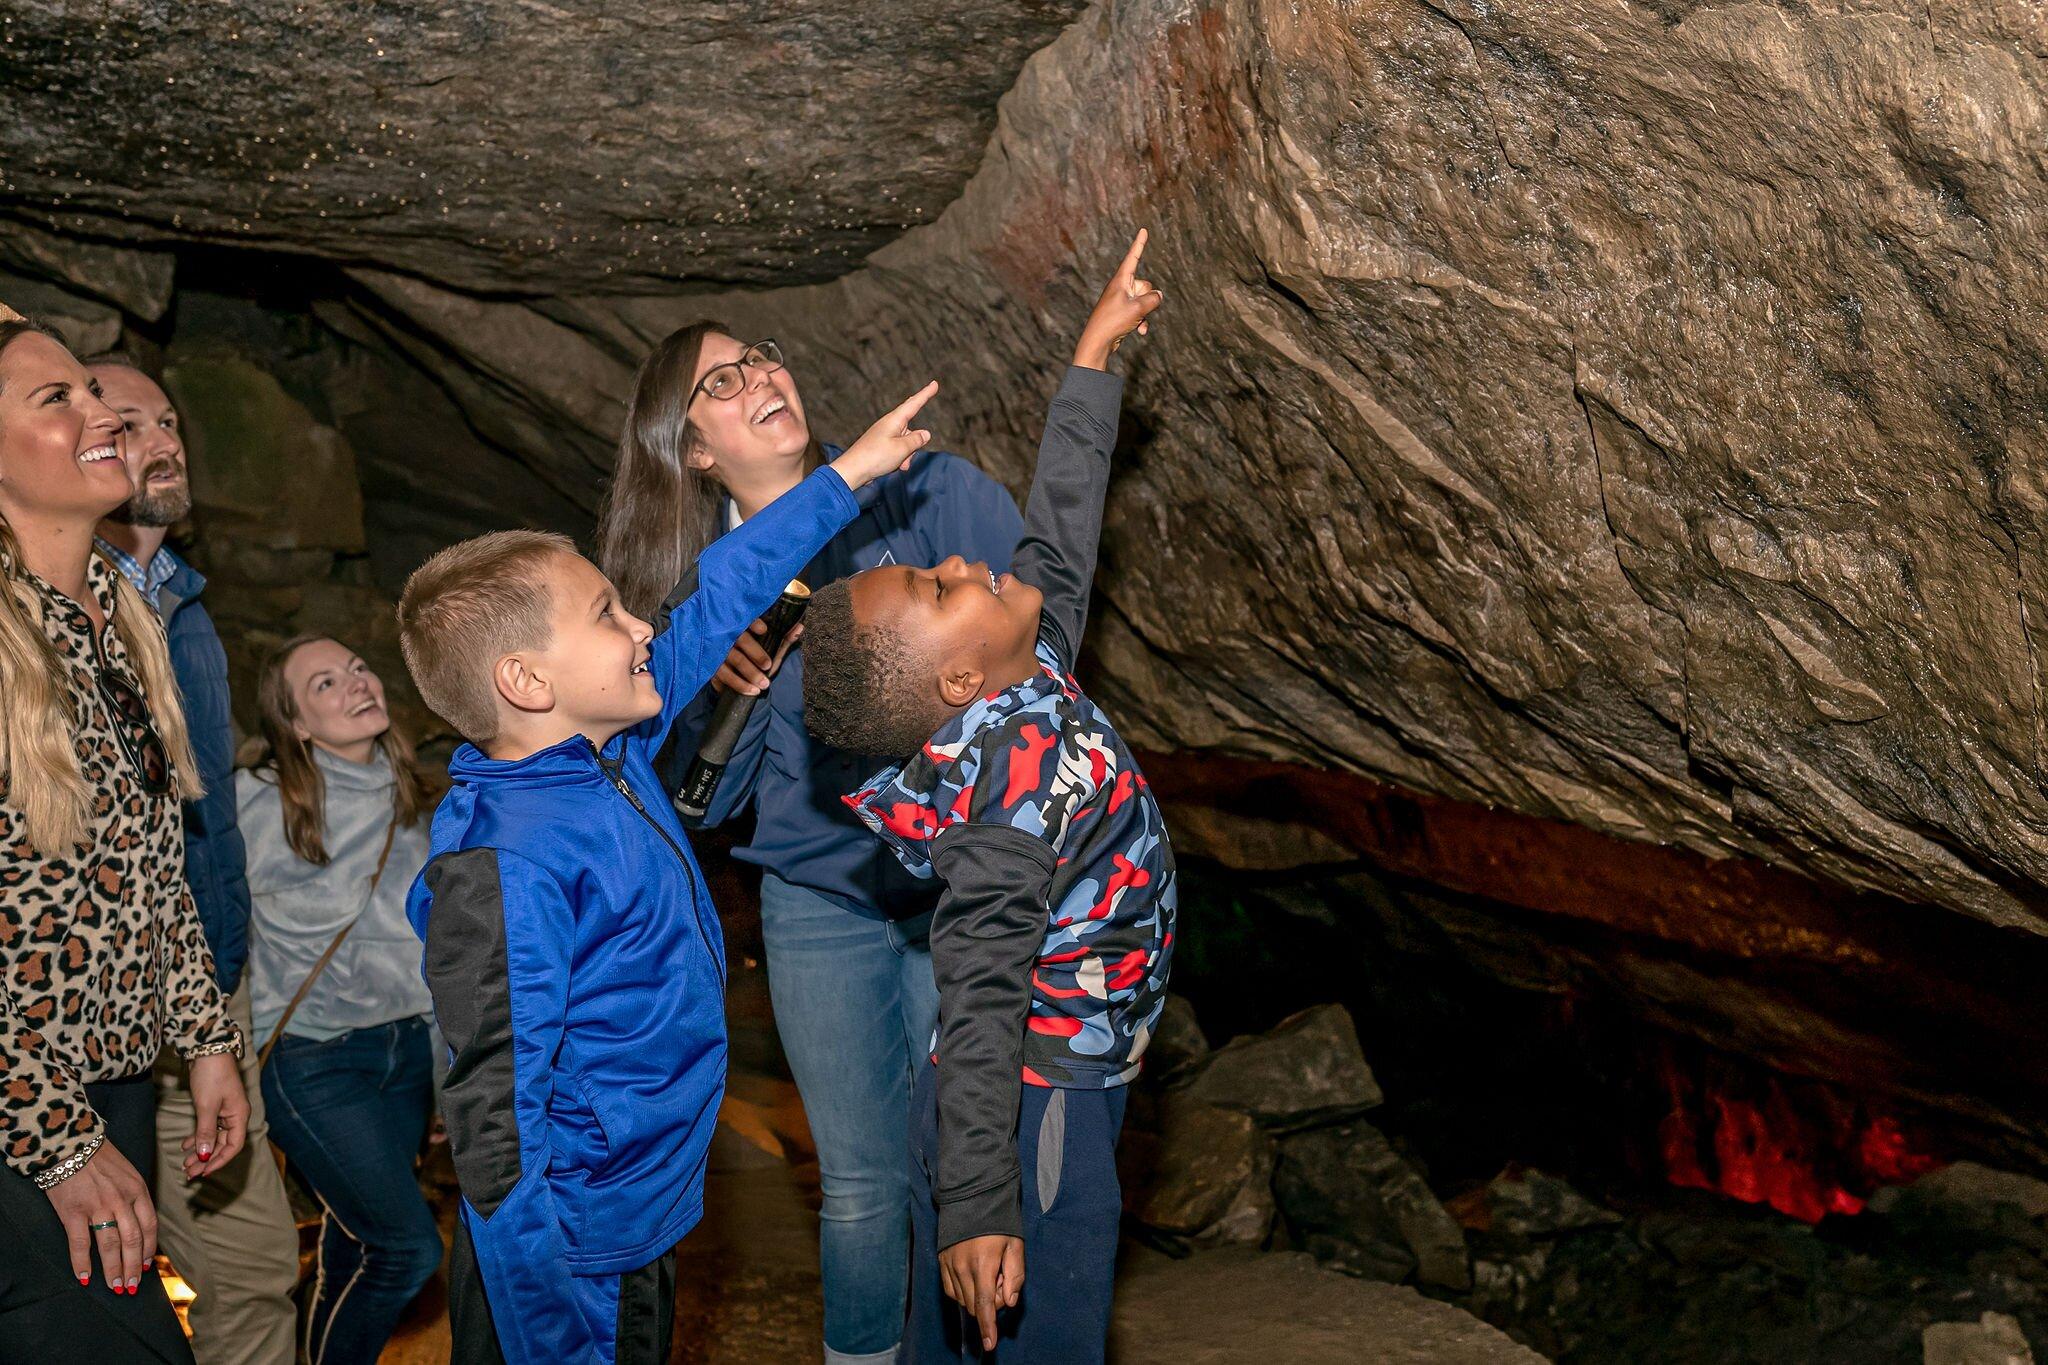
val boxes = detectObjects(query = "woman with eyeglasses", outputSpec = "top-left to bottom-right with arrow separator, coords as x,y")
239,634 -> 437,1365
0,316 -> 247,1363
597,328 -> 1022,1365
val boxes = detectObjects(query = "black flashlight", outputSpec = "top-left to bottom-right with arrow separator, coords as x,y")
675,579 -> 810,820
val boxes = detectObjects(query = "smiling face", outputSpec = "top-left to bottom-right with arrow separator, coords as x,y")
0,332 -> 132,524
281,637 -> 391,757
530,551 -> 659,741
92,365 -> 191,528
683,333 -> 810,484
845,555 -> 1046,709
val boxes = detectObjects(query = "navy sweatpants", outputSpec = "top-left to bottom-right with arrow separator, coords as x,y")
906,1061 -> 1128,1363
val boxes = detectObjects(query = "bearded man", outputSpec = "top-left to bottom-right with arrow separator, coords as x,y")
92,356 -> 300,1365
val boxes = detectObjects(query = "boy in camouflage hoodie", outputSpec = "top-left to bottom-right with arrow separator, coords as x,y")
799,233 -> 1169,1363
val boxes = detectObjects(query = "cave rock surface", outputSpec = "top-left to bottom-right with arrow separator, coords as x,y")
0,0 -> 1085,290
9,0 -> 2048,931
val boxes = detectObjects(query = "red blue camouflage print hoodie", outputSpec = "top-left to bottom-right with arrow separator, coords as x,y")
845,365 -> 1178,1249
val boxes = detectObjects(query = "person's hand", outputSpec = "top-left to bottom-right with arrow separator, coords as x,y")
711,617 -> 804,696
45,1140 -> 156,1294
938,1233 -> 1025,1351
829,381 -> 940,491
1073,228 -> 1165,371
181,1051 -> 249,1180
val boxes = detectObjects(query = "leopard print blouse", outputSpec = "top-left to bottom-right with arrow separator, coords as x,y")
0,556 -> 240,1180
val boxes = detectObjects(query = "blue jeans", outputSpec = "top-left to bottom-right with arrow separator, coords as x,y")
760,873 -> 941,1362
262,1017 -> 441,1365
906,1063 -> 1127,1364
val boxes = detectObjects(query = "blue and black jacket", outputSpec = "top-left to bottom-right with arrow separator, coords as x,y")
662,451 -> 1023,919
406,466 -> 860,1364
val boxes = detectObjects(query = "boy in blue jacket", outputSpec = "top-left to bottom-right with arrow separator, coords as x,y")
799,233 -> 1168,1364
396,385 -> 940,1365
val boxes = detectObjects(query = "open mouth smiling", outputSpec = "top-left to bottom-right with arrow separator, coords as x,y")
751,397 -> 788,426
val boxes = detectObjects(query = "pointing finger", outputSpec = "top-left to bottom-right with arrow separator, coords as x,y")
1119,228 -> 1149,280
890,380 -> 940,426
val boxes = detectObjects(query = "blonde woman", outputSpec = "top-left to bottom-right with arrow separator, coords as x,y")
0,316 -> 246,1364
240,634 -> 436,1365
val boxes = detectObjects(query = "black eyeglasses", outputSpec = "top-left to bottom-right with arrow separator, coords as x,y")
689,339 -> 785,404
96,668 -> 171,796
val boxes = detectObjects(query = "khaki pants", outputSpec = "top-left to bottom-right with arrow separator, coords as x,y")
153,983 -> 301,1365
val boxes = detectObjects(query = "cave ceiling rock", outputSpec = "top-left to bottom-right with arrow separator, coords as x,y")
0,0 -> 1087,292
10,0 -> 2048,932
364,0 -> 2048,930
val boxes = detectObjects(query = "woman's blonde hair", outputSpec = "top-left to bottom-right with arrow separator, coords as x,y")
0,320 -> 202,857
253,634 -> 429,866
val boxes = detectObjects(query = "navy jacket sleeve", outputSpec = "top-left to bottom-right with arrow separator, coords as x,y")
168,595 -> 251,993
649,465 -> 858,747
420,847 -> 600,1364
1009,366 -> 1124,672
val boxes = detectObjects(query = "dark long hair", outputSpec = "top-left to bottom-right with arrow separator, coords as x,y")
254,635 -> 429,866
596,322 -> 823,619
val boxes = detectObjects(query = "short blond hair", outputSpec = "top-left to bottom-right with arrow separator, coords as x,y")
397,530 -> 576,743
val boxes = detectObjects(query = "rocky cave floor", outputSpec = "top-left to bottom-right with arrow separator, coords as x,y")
364,955 -> 1533,1365
266,861 -> 2047,1365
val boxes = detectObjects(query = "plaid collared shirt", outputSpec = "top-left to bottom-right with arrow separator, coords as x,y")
94,536 -> 178,611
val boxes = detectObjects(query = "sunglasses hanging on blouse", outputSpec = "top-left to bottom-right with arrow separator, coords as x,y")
96,667 -> 172,796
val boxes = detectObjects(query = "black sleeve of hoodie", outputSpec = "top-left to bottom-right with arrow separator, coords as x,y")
421,848 -> 523,1216
1009,365 -> 1124,672
927,822 -> 1058,1249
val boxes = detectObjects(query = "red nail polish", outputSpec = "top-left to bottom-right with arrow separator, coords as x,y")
77,1273 -> 90,1286
197,1147 -> 212,1160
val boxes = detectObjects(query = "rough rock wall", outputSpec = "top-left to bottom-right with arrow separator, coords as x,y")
0,0 -> 1085,290
335,0 -> 2048,933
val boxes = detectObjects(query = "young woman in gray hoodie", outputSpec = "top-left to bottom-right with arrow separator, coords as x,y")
239,634 -> 436,1365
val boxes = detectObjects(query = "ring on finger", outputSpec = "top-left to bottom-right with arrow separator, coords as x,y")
89,1219 -> 119,1231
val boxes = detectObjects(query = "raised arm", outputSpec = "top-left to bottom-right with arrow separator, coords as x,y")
1009,368 -> 1123,672
1009,231 -> 1162,672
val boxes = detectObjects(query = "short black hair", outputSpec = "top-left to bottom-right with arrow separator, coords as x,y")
801,578 -> 948,759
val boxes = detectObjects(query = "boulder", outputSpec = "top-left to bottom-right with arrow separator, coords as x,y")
1143,993 -> 1210,1083
1922,1313 -> 2035,1365
1275,1122 -> 1470,1291
1123,1095 -> 1274,1248
1483,1168 -> 1624,1243
165,352 -> 365,553
1871,1163 -> 2048,1222
1176,1004 -> 1381,1131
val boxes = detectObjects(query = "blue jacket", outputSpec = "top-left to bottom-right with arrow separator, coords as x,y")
160,553 -> 251,994
406,466 -> 859,1364
663,452 -> 1023,919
